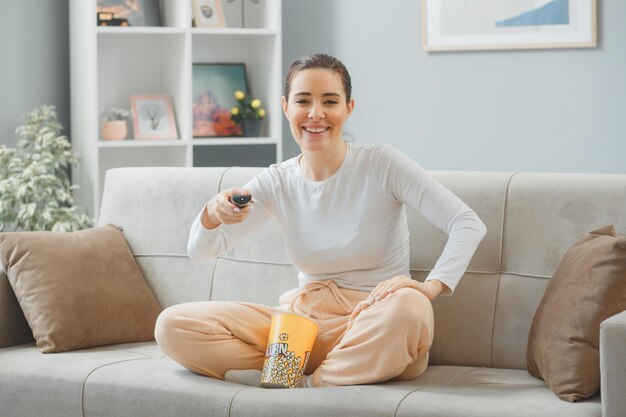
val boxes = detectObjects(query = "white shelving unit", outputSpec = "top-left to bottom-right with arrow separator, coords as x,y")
70,0 -> 282,218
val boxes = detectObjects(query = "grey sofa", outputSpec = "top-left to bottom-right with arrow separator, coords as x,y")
1,167 -> 625,417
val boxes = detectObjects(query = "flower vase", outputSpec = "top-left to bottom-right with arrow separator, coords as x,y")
241,119 -> 262,137
101,120 -> 127,141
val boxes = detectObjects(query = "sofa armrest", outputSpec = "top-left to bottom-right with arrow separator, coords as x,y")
601,309 -> 626,417
0,270 -> 34,348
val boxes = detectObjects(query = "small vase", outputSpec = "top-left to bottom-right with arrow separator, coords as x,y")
101,120 -> 127,141
240,118 -> 262,137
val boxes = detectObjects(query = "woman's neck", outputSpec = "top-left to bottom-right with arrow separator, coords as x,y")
299,140 -> 348,182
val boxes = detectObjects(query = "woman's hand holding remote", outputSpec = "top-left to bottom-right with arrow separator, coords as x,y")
201,188 -> 253,229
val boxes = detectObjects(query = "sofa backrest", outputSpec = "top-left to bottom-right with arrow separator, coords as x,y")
98,167 -> 626,370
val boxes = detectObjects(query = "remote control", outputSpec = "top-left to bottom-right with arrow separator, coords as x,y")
231,193 -> 252,208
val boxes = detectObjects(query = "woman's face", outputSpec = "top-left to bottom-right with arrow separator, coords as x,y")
282,69 -> 354,153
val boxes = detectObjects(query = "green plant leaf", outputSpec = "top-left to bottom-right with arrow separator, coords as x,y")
0,105 -> 94,231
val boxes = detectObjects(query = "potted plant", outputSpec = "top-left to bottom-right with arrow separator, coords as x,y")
100,107 -> 132,141
229,90 -> 266,137
0,105 -> 93,232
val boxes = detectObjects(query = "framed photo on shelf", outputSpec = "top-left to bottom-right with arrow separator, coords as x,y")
192,0 -> 225,28
192,63 -> 248,137
422,0 -> 597,51
221,0 -> 243,28
96,0 -> 161,27
130,95 -> 178,140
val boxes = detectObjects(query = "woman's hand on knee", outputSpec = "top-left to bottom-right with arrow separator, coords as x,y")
349,276 -> 419,321
349,276 -> 445,322
367,276 -> 444,303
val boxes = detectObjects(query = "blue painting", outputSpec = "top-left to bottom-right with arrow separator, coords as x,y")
496,0 -> 569,27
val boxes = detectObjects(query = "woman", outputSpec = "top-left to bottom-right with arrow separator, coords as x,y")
155,53 -> 487,388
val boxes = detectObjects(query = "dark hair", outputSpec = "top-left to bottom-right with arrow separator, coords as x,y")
284,53 -> 352,103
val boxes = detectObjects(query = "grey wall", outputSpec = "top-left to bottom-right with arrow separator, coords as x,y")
0,0 -> 70,148
2,1 -> 623,174
283,0 -> 626,174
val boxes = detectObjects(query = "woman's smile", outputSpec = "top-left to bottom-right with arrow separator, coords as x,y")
302,125 -> 331,136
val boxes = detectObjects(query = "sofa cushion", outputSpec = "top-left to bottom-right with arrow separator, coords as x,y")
526,225 -> 626,402
0,343 -> 155,417
394,367 -> 601,417
0,225 -> 162,353
0,341 -> 601,417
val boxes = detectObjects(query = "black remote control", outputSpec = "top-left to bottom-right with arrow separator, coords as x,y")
231,193 -> 252,208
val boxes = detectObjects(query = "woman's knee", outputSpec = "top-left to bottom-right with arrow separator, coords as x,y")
155,301 -> 241,349
155,302 -> 213,349
154,304 -> 183,350
384,288 -> 434,325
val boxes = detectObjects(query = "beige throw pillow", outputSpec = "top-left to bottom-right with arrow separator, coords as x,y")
526,225 -> 626,402
0,225 -> 162,353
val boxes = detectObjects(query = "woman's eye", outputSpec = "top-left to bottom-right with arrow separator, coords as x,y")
325,100 -> 338,105
295,100 -> 309,104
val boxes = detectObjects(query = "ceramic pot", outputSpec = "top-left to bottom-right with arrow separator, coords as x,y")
240,118 -> 262,137
101,120 -> 127,141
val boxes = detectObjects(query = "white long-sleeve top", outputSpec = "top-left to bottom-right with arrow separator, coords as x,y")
188,143 -> 486,295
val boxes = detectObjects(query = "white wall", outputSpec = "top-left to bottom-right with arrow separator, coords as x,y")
283,0 -> 626,174
0,0 -> 70,148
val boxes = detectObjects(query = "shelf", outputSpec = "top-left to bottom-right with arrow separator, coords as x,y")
96,28 -> 276,36
192,137 -> 277,146
71,0 -> 282,218
98,139 -> 188,148
191,28 -> 276,36
96,27 -> 187,35
98,138 -> 277,147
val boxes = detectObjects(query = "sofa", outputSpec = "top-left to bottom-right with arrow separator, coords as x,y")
1,166 -> 625,417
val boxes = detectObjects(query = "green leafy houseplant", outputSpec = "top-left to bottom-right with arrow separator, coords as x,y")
229,90 -> 266,123
99,107 -> 131,141
0,105 -> 93,232
229,90 -> 266,137
99,107 -> 131,121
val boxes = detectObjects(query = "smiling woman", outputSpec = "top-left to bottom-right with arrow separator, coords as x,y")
155,53 -> 487,390
277,54 -> 355,181
281,67 -> 354,180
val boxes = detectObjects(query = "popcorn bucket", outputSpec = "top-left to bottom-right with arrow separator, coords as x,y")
260,312 -> 319,388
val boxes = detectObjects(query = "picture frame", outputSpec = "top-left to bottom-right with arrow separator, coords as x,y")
96,0 -> 161,27
422,0 -> 597,52
130,95 -> 178,140
221,0 -> 243,28
192,63 -> 248,137
192,0 -> 225,28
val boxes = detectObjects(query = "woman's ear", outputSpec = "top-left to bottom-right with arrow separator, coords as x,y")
346,97 -> 355,118
281,96 -> 289,118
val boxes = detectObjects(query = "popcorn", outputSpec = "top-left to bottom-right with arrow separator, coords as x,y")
259,312 -> 318,389
261,350 -> 307,388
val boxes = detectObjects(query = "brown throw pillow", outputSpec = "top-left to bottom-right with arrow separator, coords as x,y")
526,225 -> 626,402
0,225 -> 162,353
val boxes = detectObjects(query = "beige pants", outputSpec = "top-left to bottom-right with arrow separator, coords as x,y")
154,280 -> 434,387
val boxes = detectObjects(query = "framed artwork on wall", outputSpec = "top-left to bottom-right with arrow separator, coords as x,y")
192,63 -> 248,137
192,0 -> 225,28
422,0 -> 597,51
130,95 -> 178,140
96,0 -> 161,26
